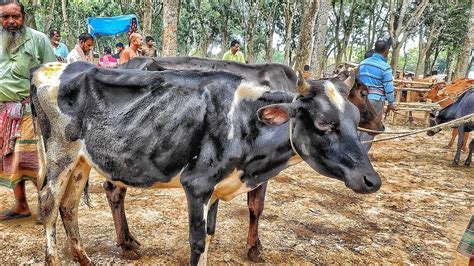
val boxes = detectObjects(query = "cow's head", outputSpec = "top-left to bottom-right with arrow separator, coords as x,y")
424,82 -> 446,102
333,69 -> 385,135
427,109 -> 442,136
257,74 -> 381,193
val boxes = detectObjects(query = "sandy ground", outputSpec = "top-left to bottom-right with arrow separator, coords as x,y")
0,125 -> 472,264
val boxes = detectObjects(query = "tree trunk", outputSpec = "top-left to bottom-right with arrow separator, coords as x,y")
415,27 -> 425,78
366,4 -> 373,51
263,1 -> 277,63
26,0 -> 37,29
391,43 -> 402,73
333,0 -> 344,67
415,20 -> 443,78
310,0 -> 330,78
424,48 -> 432,76
264,22 -> 275,62
388,0 -> 429,71
348,43 -> 353,62
454,0 -> 474,79
245,0 -> 258,63
143,0 -> 152,35
162,0 -> 180,56
283,0 -> 296,65
430,45 -> 441,73
294,0 -> 319,71
61,0 -> 71,48
220,16 -> 229,57
44,0 -> 56,34
446,48 -> 455,82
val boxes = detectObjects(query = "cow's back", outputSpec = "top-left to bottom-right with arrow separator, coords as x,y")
119,57 -> 297,92
32,62 -> 247,187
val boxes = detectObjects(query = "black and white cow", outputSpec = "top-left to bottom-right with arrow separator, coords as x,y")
427,88 -> 474,166
31,62 -> 381,265
114,57 -> 384,261
109,57 -> 384,261
119,56 -> 298,92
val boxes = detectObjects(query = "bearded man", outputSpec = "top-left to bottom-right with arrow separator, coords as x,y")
0,1 -> 56,221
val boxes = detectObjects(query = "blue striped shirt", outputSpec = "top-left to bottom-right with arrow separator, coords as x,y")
358,53 -> 395,103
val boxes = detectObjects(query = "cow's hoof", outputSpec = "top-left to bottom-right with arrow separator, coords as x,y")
45,254 -> 61,266
77,256 -> 94,266
247,239 -> 264,262
451,161 -> 460,166
121,248 -> 142,260
464,161 -> 471,167
247,246 -> 265,262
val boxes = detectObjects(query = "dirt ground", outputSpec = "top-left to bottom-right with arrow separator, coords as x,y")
0,125 -> 472,264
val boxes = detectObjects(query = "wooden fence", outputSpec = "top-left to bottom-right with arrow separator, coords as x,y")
389,79 -> 435,126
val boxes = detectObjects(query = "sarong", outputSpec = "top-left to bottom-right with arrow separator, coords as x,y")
458,215 -> 474,258
0,102 -> 38,188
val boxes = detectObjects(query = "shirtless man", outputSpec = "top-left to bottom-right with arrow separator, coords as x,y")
120,33 -> 143,64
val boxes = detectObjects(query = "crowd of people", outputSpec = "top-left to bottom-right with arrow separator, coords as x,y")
48,30 -> 158,66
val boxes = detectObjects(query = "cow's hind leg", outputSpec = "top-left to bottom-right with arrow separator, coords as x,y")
247,182 -> 267,262
59,160 -> 92,265
103,181 -> 141,259
464,139 -> 474,166
463,132 -> 469,152
40,160 -> 77,265
453,127 -> 465,166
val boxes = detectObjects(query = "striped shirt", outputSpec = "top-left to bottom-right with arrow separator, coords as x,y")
358,53 -> 395,103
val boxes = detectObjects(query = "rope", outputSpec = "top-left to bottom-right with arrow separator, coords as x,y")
357,127 -> 415,134
288,95 -> 302,158
361,113 -> 474,144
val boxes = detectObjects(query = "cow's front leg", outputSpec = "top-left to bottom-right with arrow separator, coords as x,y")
247,182 -> 267,262
59,162 -> 92,265
464,139 -> 473,166
201,200 -> 219,265
447,128 -> 458,148
103,181 -> 141,259
183,184 -> 213,266
453,127 -> 465,166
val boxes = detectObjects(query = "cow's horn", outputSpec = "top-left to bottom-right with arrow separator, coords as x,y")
297,70 -> 309,96
343,69 -> 356,89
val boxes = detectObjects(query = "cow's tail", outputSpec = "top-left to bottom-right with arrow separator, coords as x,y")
83,180 -> 91,208
30,79 -> 54,224
29,80 -> 49,191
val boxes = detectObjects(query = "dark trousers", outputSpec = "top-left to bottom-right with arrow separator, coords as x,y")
359,99 -> 384,152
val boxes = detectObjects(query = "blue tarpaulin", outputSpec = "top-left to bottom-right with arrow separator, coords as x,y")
87,14 -> 139,37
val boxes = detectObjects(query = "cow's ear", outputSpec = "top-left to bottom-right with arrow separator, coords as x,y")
257,104 -> 295,125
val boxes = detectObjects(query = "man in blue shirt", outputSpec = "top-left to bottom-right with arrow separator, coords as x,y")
358,40 -> 397,151
49,29 -> 68,62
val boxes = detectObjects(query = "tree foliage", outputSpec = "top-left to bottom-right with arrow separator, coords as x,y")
20,0 -> 473,79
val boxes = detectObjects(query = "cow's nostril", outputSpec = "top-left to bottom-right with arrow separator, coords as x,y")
364,175 -> 374,189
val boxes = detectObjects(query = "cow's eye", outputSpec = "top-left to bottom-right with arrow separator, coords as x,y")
361,90 -> 368,97
314,120 -> 333,132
